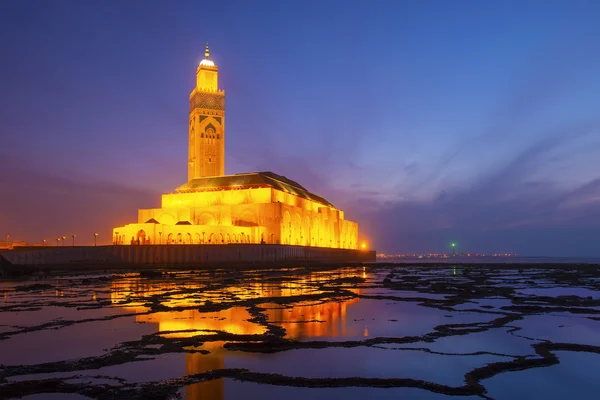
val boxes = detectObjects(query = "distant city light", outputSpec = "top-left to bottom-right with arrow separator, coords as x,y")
376,253 -> 518,260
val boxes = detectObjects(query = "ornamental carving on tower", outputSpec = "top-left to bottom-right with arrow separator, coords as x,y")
190,92 -> 225,111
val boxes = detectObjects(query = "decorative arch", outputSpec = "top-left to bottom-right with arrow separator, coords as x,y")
197,212 -> 217,226
292,213 -> 302,244
282,211 -> 291,245
312,216 -> 320,246
303,216 -> 311,245
136,230 -> 146,244
236,209 -> 258,227
199,117 -> 221,131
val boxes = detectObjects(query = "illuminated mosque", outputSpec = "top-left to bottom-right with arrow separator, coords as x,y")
113,45 -> 359,248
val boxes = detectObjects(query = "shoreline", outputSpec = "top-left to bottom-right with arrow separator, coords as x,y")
1,258 -> 599,280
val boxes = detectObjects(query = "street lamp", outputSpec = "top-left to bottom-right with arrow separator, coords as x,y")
62,236 -> 66,247
202,232 -> 205,244
5,234 -> 10,247
56,237 -> 60,246
42,239 -> 46,246
94,233 -> 98,246
72,234 -> 76,246
115,231 -> 119,245
451,243 -> 456,255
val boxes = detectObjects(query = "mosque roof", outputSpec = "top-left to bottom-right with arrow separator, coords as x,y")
176,171 -> 335,208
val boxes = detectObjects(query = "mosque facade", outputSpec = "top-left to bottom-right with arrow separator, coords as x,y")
113,45 -> 359,249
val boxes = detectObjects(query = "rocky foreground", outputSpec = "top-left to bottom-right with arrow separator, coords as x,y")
1,263 -> 599,399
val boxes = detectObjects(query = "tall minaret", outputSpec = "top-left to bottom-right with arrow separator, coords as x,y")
188,44 -> 225,180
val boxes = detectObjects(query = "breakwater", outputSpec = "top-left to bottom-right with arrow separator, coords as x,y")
0,244 -> 375,268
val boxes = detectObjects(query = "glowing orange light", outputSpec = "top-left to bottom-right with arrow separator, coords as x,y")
361,243 -> 367,249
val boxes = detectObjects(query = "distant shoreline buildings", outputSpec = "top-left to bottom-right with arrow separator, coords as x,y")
377,253 -> 518,260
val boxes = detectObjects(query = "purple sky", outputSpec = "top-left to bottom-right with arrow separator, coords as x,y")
1,1 -> 599,255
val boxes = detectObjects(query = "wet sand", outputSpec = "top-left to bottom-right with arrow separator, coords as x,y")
1,263 -> 599,399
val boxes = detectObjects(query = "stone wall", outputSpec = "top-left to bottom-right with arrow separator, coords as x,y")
0,244 -> 375,267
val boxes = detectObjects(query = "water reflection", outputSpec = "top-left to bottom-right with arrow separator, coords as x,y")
187,349 -> 225,400
109,270 -> 366,399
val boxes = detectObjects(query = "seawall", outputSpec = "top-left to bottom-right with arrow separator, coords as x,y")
0,244 -> 375,268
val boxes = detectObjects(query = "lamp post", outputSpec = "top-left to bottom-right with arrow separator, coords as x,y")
94,233 -> 98,246
115,232 -> 119,245
5,234 -> 9,246
42,239 -> 46,246
158,231 -> 162,245
202,232 -> 205,244
56,238 -> 60,246
72,234 -> 76,247
451,243 -> 456,255
62,236 -> 66,247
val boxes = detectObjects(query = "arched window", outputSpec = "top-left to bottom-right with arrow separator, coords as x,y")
206,127 -> 215,138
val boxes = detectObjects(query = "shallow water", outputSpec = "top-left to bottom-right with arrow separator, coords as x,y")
179,379 -> 482,400
1,265 -> 600,399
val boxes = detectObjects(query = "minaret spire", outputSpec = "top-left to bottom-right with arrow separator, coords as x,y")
205,42 -> 210,58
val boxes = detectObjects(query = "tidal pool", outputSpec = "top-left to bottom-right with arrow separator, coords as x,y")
1,264 -> 600,399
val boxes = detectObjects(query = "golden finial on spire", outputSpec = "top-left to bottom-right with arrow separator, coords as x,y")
199,42 -> 215,67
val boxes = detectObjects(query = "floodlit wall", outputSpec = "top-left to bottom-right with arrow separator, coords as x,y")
114,187 -> 358,249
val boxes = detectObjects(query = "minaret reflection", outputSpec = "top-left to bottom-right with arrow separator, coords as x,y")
111,270 -> 365,399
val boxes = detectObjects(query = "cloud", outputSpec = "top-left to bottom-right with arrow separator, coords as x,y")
353,125 -> 600,256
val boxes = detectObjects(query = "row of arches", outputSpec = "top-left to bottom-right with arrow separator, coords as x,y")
194,210 -> 258,226
119,230 -> 255,245
279,211 -> 358,248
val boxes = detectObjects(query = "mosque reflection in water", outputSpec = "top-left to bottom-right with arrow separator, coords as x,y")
110,270 -> 367,399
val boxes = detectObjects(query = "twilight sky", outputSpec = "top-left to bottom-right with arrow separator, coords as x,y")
1,0 -> 599,255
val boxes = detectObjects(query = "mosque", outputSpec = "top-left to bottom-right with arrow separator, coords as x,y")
113,45 -> 359,249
